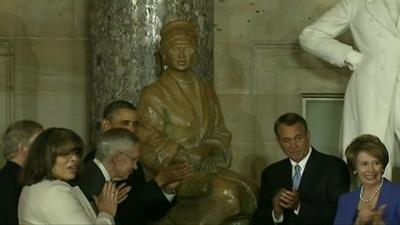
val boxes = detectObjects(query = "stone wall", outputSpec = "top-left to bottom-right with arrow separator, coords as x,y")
214,0 -> 351,181
0,0 -> 90,166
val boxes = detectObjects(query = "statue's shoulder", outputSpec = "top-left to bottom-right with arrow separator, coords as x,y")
194,75 -> 217,94
141,82 -> 160,97
141,74 -> 174,97
190,71 -> 213,87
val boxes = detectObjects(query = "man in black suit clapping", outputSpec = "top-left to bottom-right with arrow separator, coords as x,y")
253,112 -> 350,225
80,100 -> 192,225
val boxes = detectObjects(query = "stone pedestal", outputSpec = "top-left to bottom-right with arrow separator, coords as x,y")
89,0 -> 213,141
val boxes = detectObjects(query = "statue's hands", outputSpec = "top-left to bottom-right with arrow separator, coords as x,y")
189,145 -> 218,172
158,142 -> 180,166
345,50 -> 363,71
173,145 -> 218,172
190,148 -> 205,170
192,145 -> 212,159
198,158 -> 217,173
154,157 -> 193,187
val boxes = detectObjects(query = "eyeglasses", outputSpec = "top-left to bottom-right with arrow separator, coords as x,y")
60,151 -> 82,159
120,152 -> 138,162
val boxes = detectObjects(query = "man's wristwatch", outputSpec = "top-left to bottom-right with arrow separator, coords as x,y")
163,186 -> 176,194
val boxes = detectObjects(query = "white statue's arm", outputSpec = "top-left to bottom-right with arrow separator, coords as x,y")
299,0 -> 362,69
344,50 -> 363,71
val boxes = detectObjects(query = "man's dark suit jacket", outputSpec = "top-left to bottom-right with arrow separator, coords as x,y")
80,152 -> 174,225
77,160 -> 106,201
0,161 -> 22,225
252,148 -> 350,225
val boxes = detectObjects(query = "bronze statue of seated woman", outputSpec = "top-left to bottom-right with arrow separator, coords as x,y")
137,20 -> 259,225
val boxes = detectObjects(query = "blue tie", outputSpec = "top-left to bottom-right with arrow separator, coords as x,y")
292,164 -> 301,190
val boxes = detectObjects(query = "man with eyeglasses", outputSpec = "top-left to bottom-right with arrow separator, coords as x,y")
253,112 -> 350,225
78,128 -> 140,203
79,100 -> 192,225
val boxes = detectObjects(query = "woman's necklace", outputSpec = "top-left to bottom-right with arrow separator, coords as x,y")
359,178 -> 384,203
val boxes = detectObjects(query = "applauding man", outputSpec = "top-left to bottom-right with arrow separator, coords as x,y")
253,113 -> 350,225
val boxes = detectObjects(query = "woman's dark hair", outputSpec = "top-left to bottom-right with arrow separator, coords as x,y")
345,134 -> 389,173
21,128 -> 84,185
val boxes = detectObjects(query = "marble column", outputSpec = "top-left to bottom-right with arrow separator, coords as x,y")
89,0 -> 213,141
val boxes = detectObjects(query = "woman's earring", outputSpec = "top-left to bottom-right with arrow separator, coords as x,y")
353,170 -> 357,175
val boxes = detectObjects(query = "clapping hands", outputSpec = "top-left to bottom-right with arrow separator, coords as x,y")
94,182 -> 118,217
154,157 -> 193,188
355,204 -> 386,225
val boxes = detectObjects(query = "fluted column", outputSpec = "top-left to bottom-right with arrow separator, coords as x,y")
89,0 -> 213,141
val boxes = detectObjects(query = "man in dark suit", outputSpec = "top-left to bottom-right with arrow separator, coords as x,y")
0,120 -> 43,225
82,100 -> 192,225
252,112 -> 350,225
78,128 -> 141,201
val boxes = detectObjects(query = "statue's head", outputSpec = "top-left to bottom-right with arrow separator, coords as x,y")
160,20 -> 198,72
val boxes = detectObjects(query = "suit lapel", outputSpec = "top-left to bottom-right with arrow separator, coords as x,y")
297,148 -> 318,192
376,179 -> 390,209
284,159 -> 293,189
366,0 -> 400,38
91,161 -> 107,194
347,190 -> 361,222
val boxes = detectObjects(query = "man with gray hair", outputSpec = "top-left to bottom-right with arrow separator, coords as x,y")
78,128 -> 141,202
0,120 -> 43,225
81,100 -> 192,225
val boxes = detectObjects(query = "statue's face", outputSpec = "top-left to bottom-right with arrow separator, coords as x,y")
164,37 -> 195,72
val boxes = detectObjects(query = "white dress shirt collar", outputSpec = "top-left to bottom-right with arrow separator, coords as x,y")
93,158 -> 111,182
289,146 -> 312,175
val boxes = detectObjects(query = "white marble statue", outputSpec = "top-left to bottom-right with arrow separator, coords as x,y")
299,0 -> 400,179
